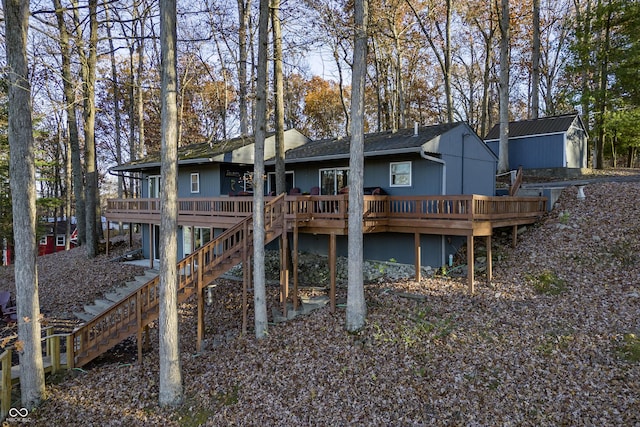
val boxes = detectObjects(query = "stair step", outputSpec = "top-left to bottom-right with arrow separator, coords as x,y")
94,299 -> 113,309
105,292 -> 124,303
73,311 -> 94,322
84,304 -> 106,316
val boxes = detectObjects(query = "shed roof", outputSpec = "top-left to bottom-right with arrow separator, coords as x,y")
277,122 -> 463,163
484,113 -> 582,141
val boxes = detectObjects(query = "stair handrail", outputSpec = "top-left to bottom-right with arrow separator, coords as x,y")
68,194 -> 286,368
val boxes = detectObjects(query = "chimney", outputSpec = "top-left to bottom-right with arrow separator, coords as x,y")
414,122 -> 418,136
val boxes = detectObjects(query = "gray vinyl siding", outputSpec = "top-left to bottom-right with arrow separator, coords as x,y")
296,233 -> 445,269
177,165 -> 220,197
486,134 -> 565,169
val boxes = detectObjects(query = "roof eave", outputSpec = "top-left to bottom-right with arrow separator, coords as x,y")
279,146 -> 425,165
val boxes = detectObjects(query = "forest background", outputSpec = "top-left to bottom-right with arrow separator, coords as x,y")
0,0 -> 639,248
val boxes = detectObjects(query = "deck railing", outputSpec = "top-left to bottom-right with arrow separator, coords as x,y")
106,194 -> 546,225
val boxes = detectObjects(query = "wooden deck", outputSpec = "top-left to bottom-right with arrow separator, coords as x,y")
106,194 -> 547,236
105,193 -> 547,294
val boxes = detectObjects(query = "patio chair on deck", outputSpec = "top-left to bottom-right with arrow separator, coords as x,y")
0,291 -> 17,322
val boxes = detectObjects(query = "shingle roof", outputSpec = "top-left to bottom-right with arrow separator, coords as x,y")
484,113 -> 580,140
283,122 -> 461,162
114,134 -> 260,170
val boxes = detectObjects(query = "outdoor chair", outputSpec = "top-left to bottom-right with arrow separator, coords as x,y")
0,290 -> 17,322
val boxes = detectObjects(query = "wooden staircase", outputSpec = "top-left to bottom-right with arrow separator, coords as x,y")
69,195 -> 286,368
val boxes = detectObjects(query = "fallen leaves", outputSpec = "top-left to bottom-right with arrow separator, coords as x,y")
1,178 -> 638,425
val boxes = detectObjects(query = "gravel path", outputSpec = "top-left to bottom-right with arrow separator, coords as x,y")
1,178 -> 638,426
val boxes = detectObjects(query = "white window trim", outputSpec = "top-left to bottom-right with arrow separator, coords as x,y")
39,236 -> 47,245
319,167 -> 349,194
148,175 -> 161,198
56,235 -> 65,246
389,161 -> 412,187
190,173 -> 200,193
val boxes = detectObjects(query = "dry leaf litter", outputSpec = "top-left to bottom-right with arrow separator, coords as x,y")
0,179 -> 638,426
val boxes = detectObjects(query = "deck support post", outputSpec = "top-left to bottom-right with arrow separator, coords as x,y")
486,235 -> 492,282
136,290 -> 143,364
293,224 -> 299,311
280,232 -> 289,318
2,348 -> 11,418
512,225 -> 518,248
242,221 -> 249,334
329,233 -> 336,313
197,249 -> 204,352
414,233 -> 421,281
106,224 -> 110,257
467,234 -> 475,293
149,226 -> 154,269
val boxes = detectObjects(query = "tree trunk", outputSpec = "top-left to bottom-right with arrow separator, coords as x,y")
531,0 -> 541,118
444,0 -> 453,123
105,0 -> 124,232
3,0 -> 46,409
158,0 -> 183,407
238,0 -> 251,135
346,0 -> 368,332
272,0 -> 286,195
253,0 -> 270,339
498,0 -> 510,173
55,0 -> 85,246
74,0 -> 99,257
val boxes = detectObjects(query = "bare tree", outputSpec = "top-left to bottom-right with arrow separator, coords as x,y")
3,0 -> 46,409
346,0 -> 368,332
272,0 -> 286,195
158,0 -> 183,406
253,0 -> 270,339
53,0 -> 85,246
72,0 -> 99,257
238,0 -> 252,135
497,0 -> 510,173
532,0 -> 541,118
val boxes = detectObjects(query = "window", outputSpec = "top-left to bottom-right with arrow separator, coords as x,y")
267,171 -> 294,194
190,173 -> 200,193
319,168 -> 349,195
56,235 -> 65,246
390,161 -> 411,187
148,175 -> 161,198
39,236 -> 47,245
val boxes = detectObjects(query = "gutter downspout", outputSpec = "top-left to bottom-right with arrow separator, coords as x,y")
420,151 -> 447,265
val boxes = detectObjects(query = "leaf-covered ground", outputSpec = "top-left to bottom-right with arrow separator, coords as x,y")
3,178 -> 640,426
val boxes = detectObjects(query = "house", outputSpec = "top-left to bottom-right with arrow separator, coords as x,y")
108,122 -> 501,270
38,222 -> 77,256
484,113 -> 589,173
267,122 -> 498,267
109,128 -> 311,261
95,123 -> 546,366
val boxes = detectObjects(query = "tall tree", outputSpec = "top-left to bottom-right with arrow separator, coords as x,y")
3,0 -> 46,409
238,0 -> 252,135
497,0 -> 510,173
272,0 -> 286,195
253,0 -> 270,339
346,0 -> 368,332
54,0 -> 85,246
158,0 -> 183,406
73,0 -> 99,257
104,0 -> 125,212
531,0 -> 541,118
